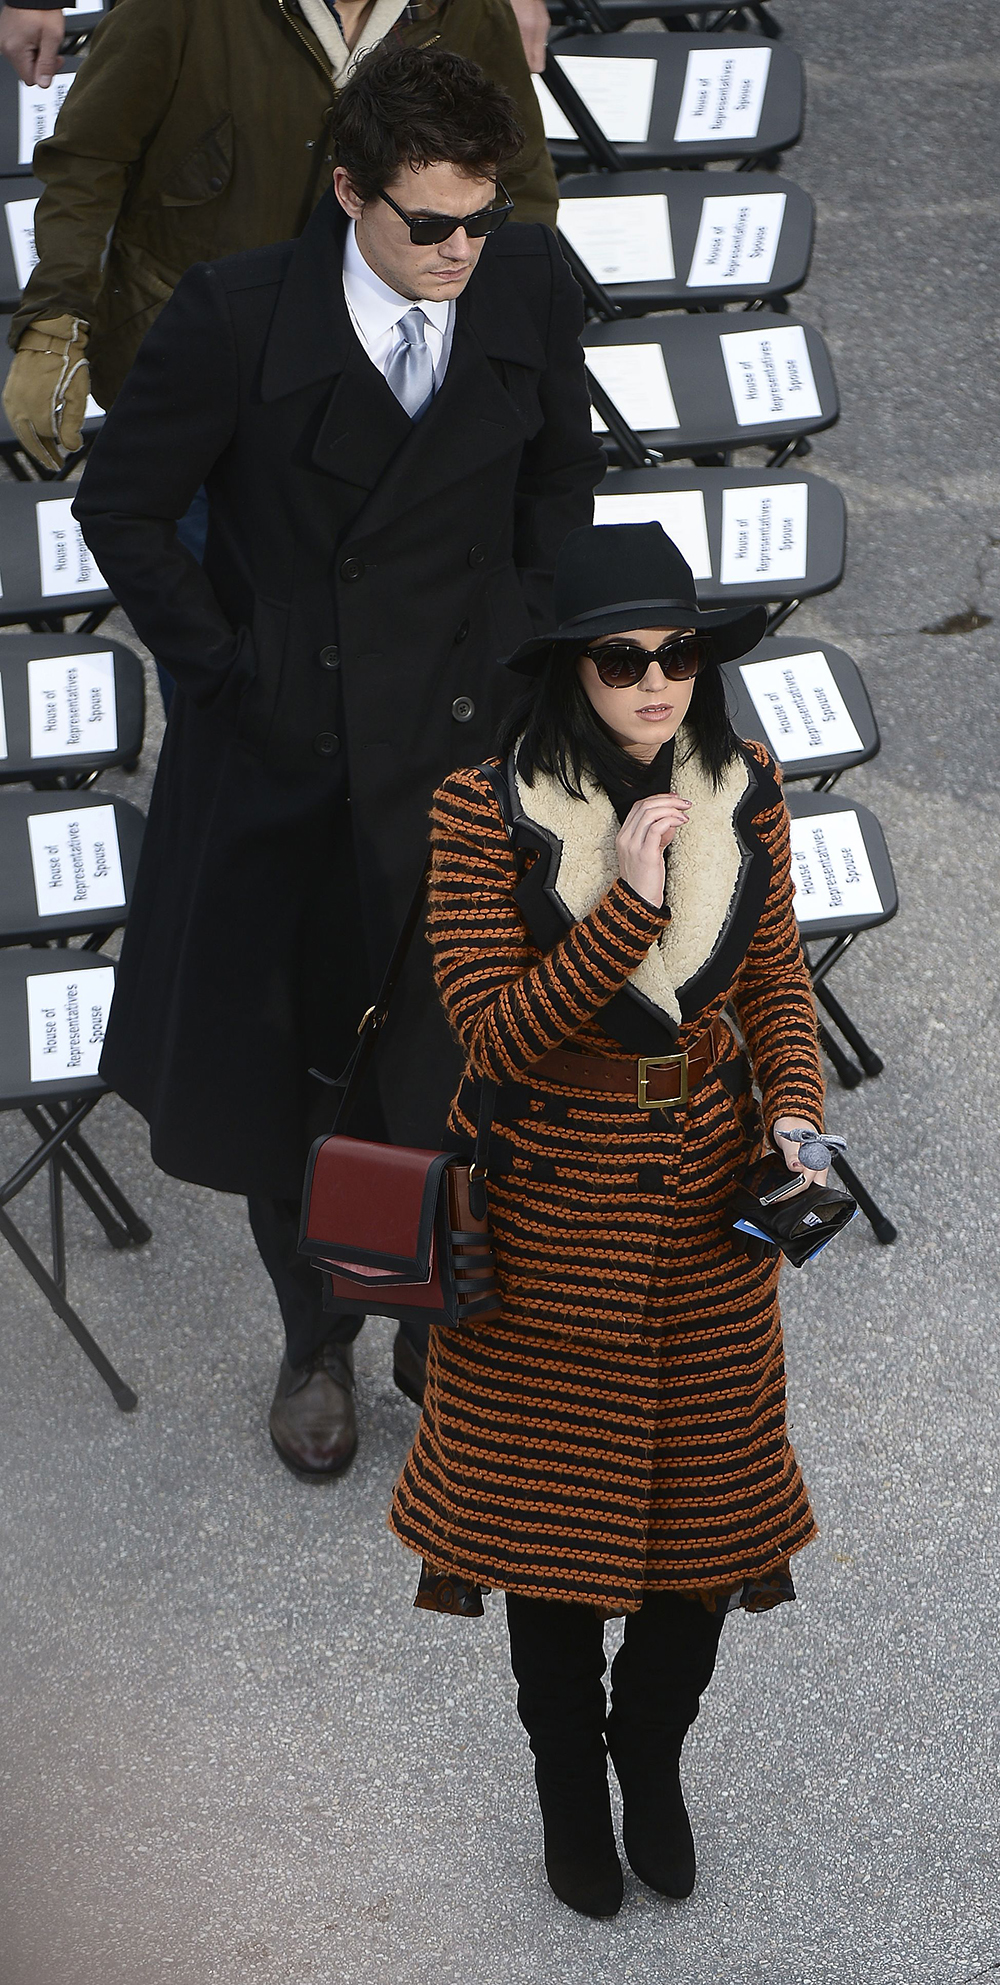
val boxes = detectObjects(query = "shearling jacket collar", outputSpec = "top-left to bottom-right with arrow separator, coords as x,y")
508,730 -> 779,1039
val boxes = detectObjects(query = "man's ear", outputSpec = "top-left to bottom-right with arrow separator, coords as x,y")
333,167 -> 365,221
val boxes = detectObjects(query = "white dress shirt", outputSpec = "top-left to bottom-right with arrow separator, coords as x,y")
342,221 -> 455,398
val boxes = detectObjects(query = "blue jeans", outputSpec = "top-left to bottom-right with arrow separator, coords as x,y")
155,486 -> 209,715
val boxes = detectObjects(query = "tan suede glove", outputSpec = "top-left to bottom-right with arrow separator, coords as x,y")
2,314 -> 91,472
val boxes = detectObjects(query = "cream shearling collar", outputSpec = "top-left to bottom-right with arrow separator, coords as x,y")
513,726 -> 752,1027
296,0 -> 411,84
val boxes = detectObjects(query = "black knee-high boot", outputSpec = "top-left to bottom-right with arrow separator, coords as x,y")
505,1593 -> 624,1918
606,1592 -> 727,1899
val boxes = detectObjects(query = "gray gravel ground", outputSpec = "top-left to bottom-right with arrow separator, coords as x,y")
2,2 -> 999,1980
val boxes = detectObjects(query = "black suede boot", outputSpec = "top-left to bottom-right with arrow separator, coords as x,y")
505,1594 -> 623,1919
606,1591 -> 726,1899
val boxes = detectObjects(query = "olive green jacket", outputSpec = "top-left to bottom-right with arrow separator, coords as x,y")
10,0 -> 559,406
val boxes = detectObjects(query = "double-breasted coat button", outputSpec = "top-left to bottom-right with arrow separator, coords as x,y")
451,696 -> 475,723
453,620 -> 470,644
340,556 -> 364,581
318,644 -> 340,669
313,732 -> 340,756
467,544 -> 486,567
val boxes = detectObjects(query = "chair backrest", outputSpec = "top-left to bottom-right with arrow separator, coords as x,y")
785,791 -> 898,938
0,173 -> 42,309
721,636 -> 879,781
0,482 -> 113,621
538,33 -> 803,166
0,788 -> 145,944
0,58 -> 83,177
593,467 -> 846,605
0,631 -> 144,783
0,945 -> 115,1108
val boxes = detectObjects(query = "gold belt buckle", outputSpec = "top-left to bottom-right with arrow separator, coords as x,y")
637,1051 -> 689,1111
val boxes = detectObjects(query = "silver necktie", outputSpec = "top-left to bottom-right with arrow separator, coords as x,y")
385,306 -> 435,420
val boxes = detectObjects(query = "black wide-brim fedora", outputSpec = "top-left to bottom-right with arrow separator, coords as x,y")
503,522 -> 768,675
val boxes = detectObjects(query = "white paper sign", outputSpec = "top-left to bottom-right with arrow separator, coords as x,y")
26,964 -> 116,1083
551,54 -> 657,142
673,46 -> 771,143
790,811 -> 883,923
18,72 -> 76,162
27,650 -> 118,757
0,677 -> 7,760
739,652 -> 862,760
36,498 -> 108,597
5,196 -> 39,290
84,394 -> 104,421
26,804 -> 126,916
594,488 -> 712,581
558,194 -> 673,285
533,75 -> 574,141
586,343 -> 679,434
687,192 -> 785,288
720,482 -> 808,586
720,324 -> 822,426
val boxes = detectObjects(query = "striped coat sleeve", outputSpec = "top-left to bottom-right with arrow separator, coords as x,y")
427,766 -> 669,1083
731,774 -> 825,1137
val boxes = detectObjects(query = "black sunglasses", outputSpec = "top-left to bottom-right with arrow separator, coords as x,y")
378,183 -> 513,246
583,633 -> 706,687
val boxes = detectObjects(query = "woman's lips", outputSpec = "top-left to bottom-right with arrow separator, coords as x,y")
636,704 -> 673,718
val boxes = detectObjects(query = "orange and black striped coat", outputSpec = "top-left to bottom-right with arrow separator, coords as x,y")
390,732 -> 825,1612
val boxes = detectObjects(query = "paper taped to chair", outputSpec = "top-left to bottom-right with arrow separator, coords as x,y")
586,344 -> 679,434
27,651 -> 118,757
720,325 -> 821,425
27,804 -> 126,916
558,194 -> 673,284
594,488 -> 711,580
687,192 -> 785,288
789,811 -> 883,922
536,56 -> 657,142
18,72 -> 76,162
673,47 -> 771,143
5,197 -> 39,290
739,652 -> 862,759
25,964 -> 116,1083
36,499 -> 108,597
720,482 -> 807,585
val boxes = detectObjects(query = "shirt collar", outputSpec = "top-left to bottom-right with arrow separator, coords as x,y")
342,220 -> 451,341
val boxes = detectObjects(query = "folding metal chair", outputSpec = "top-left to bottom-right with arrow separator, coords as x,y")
549,1 -> 784,33
0,481 -> 114,632
0,173 -> 42,310
557,170 -> 813,315
721,635 -> 879,788
0,787 -> 144,945
584,309 -> 837,465
537,31 -> 803,171
0,58 -> 82,177
62,2 -> 109,45
593,466 -> 846,624
0,631 -> 144,789
0,948 -> 145,1411
0,311 -> 103,479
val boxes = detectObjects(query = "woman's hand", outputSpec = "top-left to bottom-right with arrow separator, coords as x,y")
772,1118 -> 829,1187
615,793 -> 691,908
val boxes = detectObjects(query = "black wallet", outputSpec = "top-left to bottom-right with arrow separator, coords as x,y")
731,1156 -> 857,1267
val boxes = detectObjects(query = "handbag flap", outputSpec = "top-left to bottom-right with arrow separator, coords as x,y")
300,1133 -> 451,1279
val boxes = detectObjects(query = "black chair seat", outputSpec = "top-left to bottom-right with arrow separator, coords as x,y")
0,632 -> 144,784
786,791 -> 897,942
540,32 -> 803,167
0,787 -> 144,944
63,3 -> 108,35
594,466 -> 846,604
585,310 -> 837,460
0,481 -> 114,622
0,59 -> 83,177
558,170 -> 812,313
721,636 -> 879,782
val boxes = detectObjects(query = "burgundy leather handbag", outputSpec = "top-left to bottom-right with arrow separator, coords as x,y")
298,857 -> 500,1330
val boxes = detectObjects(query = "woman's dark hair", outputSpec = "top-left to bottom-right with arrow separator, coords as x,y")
496,646 -> 741,797
329,45 -> 525,203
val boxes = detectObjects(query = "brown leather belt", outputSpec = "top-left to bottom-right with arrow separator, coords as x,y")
533,1014 -> 732,1111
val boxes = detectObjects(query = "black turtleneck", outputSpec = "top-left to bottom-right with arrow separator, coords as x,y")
603,738 -> 676,826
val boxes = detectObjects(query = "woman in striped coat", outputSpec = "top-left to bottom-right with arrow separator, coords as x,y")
389,524 -> 827,1918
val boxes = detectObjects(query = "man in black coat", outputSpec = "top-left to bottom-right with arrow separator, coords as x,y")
73,45 -> 601,1481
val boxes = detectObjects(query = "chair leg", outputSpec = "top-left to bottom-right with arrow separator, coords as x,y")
830,1152 -> 897,1247
25,1108 -> 134,1249
32,1106 -> 153,1247
49,1155 -> 67,1290
813,982 -> 884,1078
0,1202 -> 139,1410
818,1019 -> 863,1089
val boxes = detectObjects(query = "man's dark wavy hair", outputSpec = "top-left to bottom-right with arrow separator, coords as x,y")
330,45 -> 526,203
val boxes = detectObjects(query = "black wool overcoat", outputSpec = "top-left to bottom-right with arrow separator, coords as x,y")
73,192 -> 602,1196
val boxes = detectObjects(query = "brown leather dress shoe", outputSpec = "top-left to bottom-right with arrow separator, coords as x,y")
269,1342 -> 357,1477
